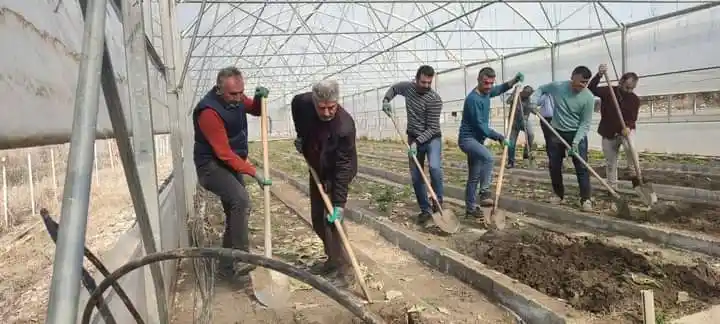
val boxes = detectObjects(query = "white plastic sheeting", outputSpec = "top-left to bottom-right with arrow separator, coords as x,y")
0,1 -> 170,150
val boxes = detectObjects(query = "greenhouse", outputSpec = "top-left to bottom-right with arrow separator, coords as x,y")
1,1 -> 719,324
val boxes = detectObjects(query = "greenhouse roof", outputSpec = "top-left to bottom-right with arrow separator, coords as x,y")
176,0 -> 717,104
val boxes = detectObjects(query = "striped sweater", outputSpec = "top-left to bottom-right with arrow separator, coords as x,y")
383,81 -> 443,144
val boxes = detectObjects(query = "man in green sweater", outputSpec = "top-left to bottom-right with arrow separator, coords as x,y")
531,66 -> 596,211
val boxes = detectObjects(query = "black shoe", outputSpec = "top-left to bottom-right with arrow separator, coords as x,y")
217,264 -> 254,284
416,211 -> 432,225
235,263 -> 257,276
308,260 -> 338,276
466,207 -> 483,219
506,162 -> 515,169
478,192 -> 494,207
328,269 -> 352,288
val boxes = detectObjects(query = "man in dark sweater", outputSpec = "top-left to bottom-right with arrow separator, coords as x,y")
381,66 -> 444,225
587,64 -> 641,190
192,67 -> 273,281
292,80 -> 358,287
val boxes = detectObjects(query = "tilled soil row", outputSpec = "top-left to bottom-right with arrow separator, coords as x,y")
356,150 -> 720,191
267,158 -> 720,324
353,154 -> 720,236
172,179 -> 515,323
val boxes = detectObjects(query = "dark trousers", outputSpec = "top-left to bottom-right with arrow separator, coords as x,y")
539,117 -> 554,159
197,160 -> 251,271
309,174 -> 349,272
546,129 -> 592,201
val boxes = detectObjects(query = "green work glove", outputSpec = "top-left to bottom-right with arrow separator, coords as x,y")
502,138 -> 514,151
255,86 -> 269,98
327,206 -> 343,223
254,174 -> 272,187
407,142 -> 417,157
382,101 -> 393,117
567,143 -> 579,157
514,72 -> 525,83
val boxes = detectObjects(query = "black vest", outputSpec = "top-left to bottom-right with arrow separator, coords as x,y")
192,87 -> 249,167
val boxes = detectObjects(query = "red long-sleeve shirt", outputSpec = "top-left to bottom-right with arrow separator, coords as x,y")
197,96 -> 261,176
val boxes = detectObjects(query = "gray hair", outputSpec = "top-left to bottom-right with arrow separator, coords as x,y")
311,80 -> 340,102
216,66 -> 243,89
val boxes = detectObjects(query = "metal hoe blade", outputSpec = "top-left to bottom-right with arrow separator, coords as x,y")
486,208 -> 507,231
429,208 -> 461,234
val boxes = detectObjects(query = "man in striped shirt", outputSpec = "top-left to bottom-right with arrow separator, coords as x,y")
381,65 -> 444,226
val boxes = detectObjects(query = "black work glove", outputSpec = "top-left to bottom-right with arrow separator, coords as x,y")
294,137 -> 303,154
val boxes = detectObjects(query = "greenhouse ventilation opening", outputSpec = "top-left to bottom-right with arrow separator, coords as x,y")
0,0 -> 719,323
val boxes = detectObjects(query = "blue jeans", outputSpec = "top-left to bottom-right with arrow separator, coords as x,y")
546,130 -> 591,200
508,115 -> 535,165
409,136 -> 444,213
458,136 -> 494,212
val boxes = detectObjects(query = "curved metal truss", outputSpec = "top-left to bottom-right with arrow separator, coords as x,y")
178,0 -> 714,105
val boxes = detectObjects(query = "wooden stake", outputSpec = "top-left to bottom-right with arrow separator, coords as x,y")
641,289 -> 656,324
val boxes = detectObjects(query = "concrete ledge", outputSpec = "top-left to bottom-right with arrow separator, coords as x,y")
357,165 -> 720,258
356,153 -> 720,205
269,168 -> 583,324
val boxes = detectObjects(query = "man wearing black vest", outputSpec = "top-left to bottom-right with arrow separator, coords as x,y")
192,67 -> 273,281
292,80 -> 358,287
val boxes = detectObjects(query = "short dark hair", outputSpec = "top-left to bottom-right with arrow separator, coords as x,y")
571,66 -> 592,79
415,65 -> 435,79
478,67 -> 496,78
620,72 -> 639,82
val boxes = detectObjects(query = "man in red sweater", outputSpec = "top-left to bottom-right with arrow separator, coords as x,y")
192,67 -> 272,281
292,80 -> 358,287
588,64 -> 641,190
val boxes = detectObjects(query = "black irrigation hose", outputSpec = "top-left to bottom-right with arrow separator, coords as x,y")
81,248 -> 387,324
39,208 -> 144,324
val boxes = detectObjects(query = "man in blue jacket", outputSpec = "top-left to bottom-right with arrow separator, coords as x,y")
458,67 -> 523,219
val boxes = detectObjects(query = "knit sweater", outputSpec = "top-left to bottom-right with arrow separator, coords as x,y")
383,81 -> 443,144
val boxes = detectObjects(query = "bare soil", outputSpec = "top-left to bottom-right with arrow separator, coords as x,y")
450,227 -> 720,323
353,156 -> 720,236
173,181 -> 513,323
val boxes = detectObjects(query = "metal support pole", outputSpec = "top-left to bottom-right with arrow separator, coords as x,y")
159,0 -> 191,242
500,56 -> 507,130
552,29 -> 559,82
122,1 -> 169,323
45,0 -> 107,321
620,26 -> 628,75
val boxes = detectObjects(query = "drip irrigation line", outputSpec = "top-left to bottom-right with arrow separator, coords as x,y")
39,208 -> 144,324
80,248 -> 387,324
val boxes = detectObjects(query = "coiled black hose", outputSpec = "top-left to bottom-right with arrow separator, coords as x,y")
80,247 -> 386,324
39,208 -> 144,324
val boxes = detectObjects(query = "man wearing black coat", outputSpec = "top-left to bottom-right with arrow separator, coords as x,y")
291,80 -> 358,287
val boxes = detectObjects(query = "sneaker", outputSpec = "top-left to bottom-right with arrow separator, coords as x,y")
466,207 -> 483,219
478,192 -> 494,207
580,199 -> 593,212
417,211 -> 432,225
506,162 -> 515,169
550,196 -> 564,205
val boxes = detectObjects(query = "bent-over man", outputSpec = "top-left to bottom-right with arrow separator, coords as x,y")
292,80 -> 358,287
381,65 -> 444,226
588,64 -> 642,191
505,85 -> 535,168
458,67 -> 523,218
531,66 -> 596,212
192,67 -> 272,281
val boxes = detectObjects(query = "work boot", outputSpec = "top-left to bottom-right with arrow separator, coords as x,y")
308,259 -> 338,276
465,207 -> 483,219
416,211 -> 432,226
329,267 -> 353,289
478,191 -> 494,207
